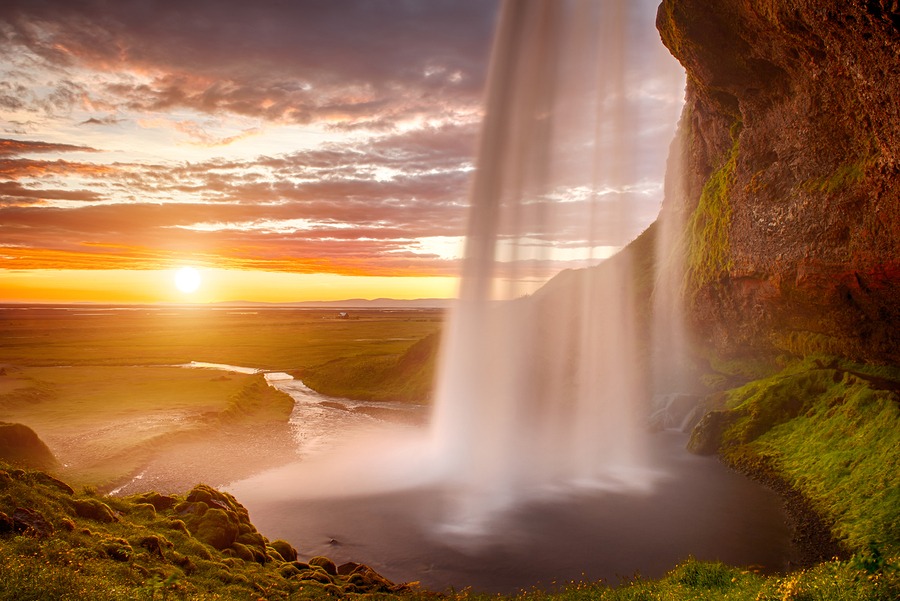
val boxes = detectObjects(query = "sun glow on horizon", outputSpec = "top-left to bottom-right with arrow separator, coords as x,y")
174,266 -> 202,294
0,268 -> 459,304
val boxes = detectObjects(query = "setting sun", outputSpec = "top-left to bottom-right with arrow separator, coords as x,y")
174,267 -> 202,294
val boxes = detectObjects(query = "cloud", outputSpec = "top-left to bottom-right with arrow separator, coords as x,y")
0,138 -> 99,156
78,115 -> 124,126
0,1 -> 499,131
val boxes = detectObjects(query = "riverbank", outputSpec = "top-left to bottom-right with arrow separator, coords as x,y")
108,420 -> 300,496
691,355 -> 900,561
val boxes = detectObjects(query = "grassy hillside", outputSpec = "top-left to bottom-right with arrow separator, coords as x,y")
300,331 -> 440,404
703,356 -> 900,557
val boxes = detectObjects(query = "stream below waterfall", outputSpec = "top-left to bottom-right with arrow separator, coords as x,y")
222,369 -> 801,594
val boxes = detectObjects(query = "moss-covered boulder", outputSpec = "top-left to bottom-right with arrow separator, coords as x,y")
308,555 -> 338,575
0,422 -> 58,470
687,409 -> 737,455
183,507 -> 239,551
269,538 -> 298,562
72,498 -> 118,523
127,491 -> 178,512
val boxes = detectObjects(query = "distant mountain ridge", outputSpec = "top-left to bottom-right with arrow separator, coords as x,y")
211,298 -> 453,309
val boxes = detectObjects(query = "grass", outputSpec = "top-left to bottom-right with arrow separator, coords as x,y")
0,306 -> 442,371
300,331 -> 441,403
0,305 -> 443,486
718,356 -> 900,556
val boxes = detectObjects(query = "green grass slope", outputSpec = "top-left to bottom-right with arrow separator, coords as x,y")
301,331 -> 440,404
692,356 -> 900,558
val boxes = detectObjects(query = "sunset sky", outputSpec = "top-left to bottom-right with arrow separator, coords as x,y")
0,0 -> 684,304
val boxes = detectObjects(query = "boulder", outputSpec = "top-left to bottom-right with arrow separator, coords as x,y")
139,534 -> 168,558
184,507 -> 239,550
0,510 -> 13,534
308,555 -> 337,576
0,422 -> 59,470
270,539 -> 298,562
12,507 -> 54,537
687,410 -> 738,455
129,491 -> 178,511
30,472 -> 74,495
100,538 -> 133,562
72,498 -> 118,523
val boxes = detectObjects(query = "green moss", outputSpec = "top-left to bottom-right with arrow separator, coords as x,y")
684,126 -> 740,294
770,330 -> 850,357
802,152 -> 877,195
717,357 -> 900,555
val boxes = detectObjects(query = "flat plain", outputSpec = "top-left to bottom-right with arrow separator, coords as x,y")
0,304 -> 443,489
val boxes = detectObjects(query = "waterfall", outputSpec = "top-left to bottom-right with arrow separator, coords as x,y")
429,0 -> 686,531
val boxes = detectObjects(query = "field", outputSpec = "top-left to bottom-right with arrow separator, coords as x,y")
0,304 -> 443,489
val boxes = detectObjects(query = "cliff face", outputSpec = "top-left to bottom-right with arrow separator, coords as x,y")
657,0 -> 900,363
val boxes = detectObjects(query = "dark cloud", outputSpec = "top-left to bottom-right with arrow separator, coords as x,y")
78,116 -> 124,126
0,0 -> 500,128
0,138 -> 99,156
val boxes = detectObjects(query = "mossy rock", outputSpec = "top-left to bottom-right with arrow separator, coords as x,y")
347,566 -> 394,593
175,500 -> 209,518
269,539 -> 298,562
279,563 -> 302,578
138,534 -> 170,558
183,507 -> 239,550
308,555 -> 337,575
128,491 -> 178,511
687,409 -> 738,455
0,422 -> 59,470
230,541 -> 256,562
162,518 -> 190,534
295,569 -> 334,585
235,530 -> 266,550
129,502 -> 157,520
29,471 -> 74,495
71,498 -> 118,523
99,538 -> 133,562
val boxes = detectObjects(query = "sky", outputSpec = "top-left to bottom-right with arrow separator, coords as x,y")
0,0 -> 684,304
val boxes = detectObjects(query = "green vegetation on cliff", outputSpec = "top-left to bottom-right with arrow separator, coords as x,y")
694,356 -> 900,558
684,126 -> 739,293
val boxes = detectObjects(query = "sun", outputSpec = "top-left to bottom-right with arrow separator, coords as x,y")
174,266 -> 202,294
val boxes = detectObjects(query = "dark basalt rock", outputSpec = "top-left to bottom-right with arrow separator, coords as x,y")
687,410 -> 738,455
12,507 -> 54,538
